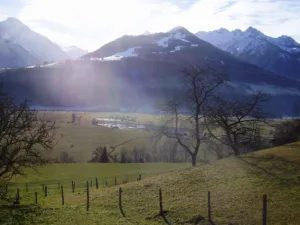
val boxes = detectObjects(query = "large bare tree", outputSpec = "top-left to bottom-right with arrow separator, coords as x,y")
157,65 -> 225,166
0,90 -> 57,199
205,92 -> 270,156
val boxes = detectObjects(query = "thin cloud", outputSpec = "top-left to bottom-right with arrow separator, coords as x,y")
1,0 -> 299,51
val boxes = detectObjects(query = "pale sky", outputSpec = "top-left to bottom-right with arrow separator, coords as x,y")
0,0 -> 300,51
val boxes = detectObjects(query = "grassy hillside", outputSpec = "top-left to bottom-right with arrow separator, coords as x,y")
9,163 -> 189,188
1,143 -> 299,224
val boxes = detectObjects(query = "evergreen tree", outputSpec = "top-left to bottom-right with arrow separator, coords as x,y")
99,147 -> 110,163
120,151 -> 127,163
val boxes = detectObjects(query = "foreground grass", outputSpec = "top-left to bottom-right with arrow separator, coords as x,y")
1,143 -> 300,224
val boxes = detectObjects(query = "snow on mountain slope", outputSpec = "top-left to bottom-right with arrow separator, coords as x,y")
267,35 -> 300,54
156,29 -> 190,47
91,47 -> 141,61
0,18 -> 68,64
195,27 -> 300,79
83,26 -> 212,62
196,27 -> 274,55
196,28 -> 239,48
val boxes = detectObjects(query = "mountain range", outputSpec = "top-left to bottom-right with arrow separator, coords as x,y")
0,18 -> 87,68
1,18 -> 300,115
196,27 -> 300,80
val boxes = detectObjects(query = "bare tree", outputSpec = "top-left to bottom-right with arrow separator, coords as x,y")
0,90 -> 57,198
157,65 -> 225,166
205,92 -> 270,156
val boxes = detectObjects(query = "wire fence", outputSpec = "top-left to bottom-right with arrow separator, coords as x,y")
6,173 -> 143,191
3,179 -> 274,225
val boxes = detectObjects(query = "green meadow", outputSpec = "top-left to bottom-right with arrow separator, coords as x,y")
1,142 -> 300,224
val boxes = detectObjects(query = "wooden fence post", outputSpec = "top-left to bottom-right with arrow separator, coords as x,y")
61,185 -> 64,205
263,194 -> 267,225
119,188 -> 125,216
35,192 -> 38,204
86,181 -> 90,211
139,174 -> 142,181
44,186 -> 48,197
72,181 -> 74,193
159,189 -> 169,224
208,191 -> 211,221
159,189 -> 163,215
16,189 -> 20,204
96,177 -> 99,189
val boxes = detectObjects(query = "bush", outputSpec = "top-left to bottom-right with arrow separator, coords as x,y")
272,119 -> 300,146
89,146 -> 110,163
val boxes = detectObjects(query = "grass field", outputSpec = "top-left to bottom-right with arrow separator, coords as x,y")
1,142 -> 300,225
9,163 -> 190,188
51,124 -> 151,162
39,111 -> 162,162
39,111 -> 276,163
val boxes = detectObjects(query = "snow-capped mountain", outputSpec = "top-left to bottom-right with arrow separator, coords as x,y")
267,35 -> 300,54
0,17 -> 68,68
83,26 -> 224,64
195,27 -> 300,79
62,45 -> 88,59
82,26 -> 300,91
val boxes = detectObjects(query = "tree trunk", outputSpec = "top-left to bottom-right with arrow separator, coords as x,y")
192,154 -> 197,167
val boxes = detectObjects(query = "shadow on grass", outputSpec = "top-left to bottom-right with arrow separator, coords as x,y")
238,153 -> 300,187
146,210 -> 171,224
183,215 -> 218,225
0,204 -> 43,225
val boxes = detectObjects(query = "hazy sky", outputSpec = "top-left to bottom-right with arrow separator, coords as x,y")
0,0 -> 300,51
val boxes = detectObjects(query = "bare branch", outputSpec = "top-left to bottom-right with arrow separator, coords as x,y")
0,88 -> 57,199
205,92 -> 270,156
157,65 -> 226,166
